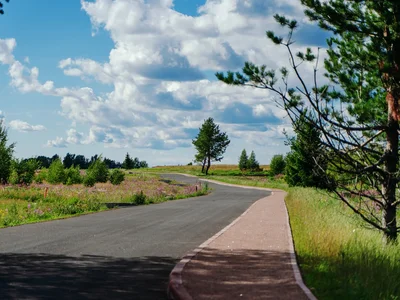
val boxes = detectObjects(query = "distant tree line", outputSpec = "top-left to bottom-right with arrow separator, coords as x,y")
20,153 -> 148,170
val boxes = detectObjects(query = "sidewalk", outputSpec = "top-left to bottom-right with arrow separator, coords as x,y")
168,189 -> 316,300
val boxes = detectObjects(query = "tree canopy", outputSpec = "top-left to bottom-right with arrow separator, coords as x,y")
217,0 -> 400,242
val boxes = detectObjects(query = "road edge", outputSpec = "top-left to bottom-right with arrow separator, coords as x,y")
167,174 -> 317,300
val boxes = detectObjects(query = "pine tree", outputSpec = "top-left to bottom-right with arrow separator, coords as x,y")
238,149 -> 248,171
247,151 -> 260,171
122,153 -> 134,170
217,1 -> 400,242
192,118 -> 230,175
285,113 -> 328,188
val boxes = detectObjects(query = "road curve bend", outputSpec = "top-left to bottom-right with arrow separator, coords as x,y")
0,174 -> 270,300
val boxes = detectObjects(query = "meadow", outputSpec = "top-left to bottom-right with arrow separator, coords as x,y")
153,164 -> 400,300
0,172 -> 209,228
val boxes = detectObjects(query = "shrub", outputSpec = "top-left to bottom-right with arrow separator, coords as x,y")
8,159 -> 39,185
269,155 -> 286,175
86,156 -> 109,183
34,169 -> 48,184
109,169 -> 125,185
8,169 -> 19,185
65,166 -> 82,185
83,174 -> 96,187
133,191 -> 146,205
47,159 -> 66,184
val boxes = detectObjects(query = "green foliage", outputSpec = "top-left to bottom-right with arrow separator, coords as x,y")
109,169 -> 125,185
0,120 -> 15,184
132,190 -> 146,205
122,153 -> 134,169
285,113 -> 330,189
247,151 -> 260,171
65,166 -> 82,185
47,159 -> 66,184
8,159 -> 39,185
238,149 -> 248,171
139,160 -> 148,168
269,155 -> 286,176
34,169 -> 47,184
86,156 -> 109,183
192,118 -> 230,175
83,174 -> 96,187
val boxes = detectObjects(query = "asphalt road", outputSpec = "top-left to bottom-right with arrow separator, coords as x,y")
0,174 -> 270,300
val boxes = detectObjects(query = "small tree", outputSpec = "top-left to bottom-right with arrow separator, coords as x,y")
109,169 -> 125,185
285,113 -> 328,189
86,156 -> 109,183
247,151 -> 260,172
8,159 -> 38,185
0,120 -> 15,184
269,155 -> 286,176
238,149 -> 248,171
192,118 -> 230,175
65,166 -> 82,185
122,153 -> 134,169
47,158 -> 66,184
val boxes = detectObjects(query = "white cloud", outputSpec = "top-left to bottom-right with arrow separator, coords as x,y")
46,137 -> 68,148
0,38 -> 16,65
9,120 -> 46,132
0,0 -> 329,161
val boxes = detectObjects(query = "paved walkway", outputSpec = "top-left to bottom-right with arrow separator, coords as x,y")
169,188 -> 316,300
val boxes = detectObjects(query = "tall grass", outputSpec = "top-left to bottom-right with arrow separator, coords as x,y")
286,187 -> 400,299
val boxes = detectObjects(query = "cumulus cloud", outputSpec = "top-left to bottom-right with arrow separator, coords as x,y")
46,137 -> 68,148
0,0 -> 328,156
9,120 -> 46,132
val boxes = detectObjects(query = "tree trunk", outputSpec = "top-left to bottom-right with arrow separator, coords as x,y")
205,156 -> 211,175
201,158 -> 206,173
383,91 -> 399,243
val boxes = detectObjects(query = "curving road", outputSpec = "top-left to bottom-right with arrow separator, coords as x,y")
0,174 -> 270,300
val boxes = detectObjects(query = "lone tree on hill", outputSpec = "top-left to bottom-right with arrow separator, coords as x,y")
192,118 -> 230,175
238,149 -> 248,171
0,120 -> 15,183
217,1 -> 400,243
0,0 -> 10,15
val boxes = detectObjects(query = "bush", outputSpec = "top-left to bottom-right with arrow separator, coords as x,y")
133,191 -> 146,205
109,169 -> 125,185
83,174 -> 96,187
269,155 -> 286,175
34,169 -> 47,184
65,166 -> 82,185
86,156 -> 109,183
47,159 -> 66,184
8,159 -> 39,185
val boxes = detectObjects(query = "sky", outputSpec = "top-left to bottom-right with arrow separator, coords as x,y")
0,0 -> 329,166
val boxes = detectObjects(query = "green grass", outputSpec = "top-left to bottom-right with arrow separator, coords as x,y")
0,173 -> 210,228
286,187 -> 400,300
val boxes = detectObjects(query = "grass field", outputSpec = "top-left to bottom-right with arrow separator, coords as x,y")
150,164 -> 269,176
151,165 -> 400,300
0,173 -> 209,228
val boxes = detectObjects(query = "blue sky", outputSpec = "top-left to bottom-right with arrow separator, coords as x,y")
0,0 -> 327,166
